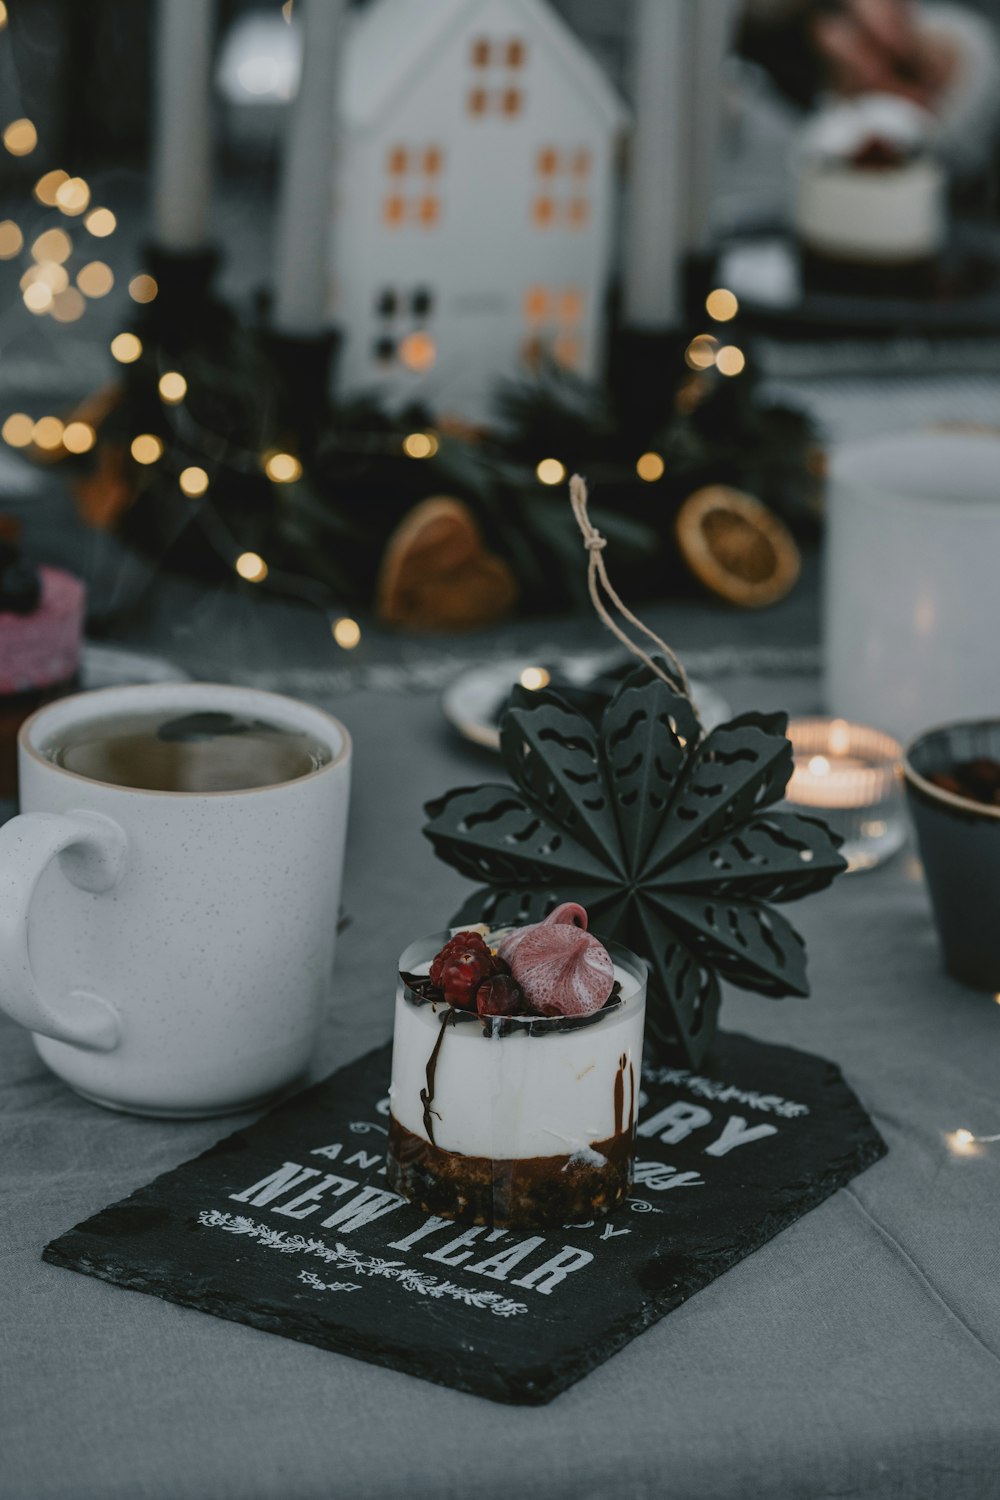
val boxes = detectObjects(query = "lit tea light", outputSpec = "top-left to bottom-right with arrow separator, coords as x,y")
785,718 -> 904,872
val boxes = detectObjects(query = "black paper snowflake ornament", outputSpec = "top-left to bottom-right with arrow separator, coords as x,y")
423,477 -> 847,1067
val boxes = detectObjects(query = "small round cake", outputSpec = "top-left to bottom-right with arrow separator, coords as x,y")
795,94 -> 945,293
387,908 -> 648,1229
0,556 -> 86,798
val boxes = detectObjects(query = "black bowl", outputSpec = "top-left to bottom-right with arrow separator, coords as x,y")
904,719 -> 1000,990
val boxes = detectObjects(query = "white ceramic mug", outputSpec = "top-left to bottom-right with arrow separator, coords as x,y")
0,682 -> 351,1117
825,431 -> 1000,743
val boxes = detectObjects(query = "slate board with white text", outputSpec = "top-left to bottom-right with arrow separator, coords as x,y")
43,1032 -> 886,1405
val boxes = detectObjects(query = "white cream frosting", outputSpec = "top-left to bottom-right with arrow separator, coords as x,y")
799,94 -> 936,161
389,956 -> 646,1161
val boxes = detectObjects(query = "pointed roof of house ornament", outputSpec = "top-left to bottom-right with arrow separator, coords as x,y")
342,0 -> 627,133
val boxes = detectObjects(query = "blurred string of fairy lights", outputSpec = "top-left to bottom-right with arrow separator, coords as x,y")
0,0 -> 364,654
944,991 -> 1000,1157
0,0 -> 755,650
0,0 -> 760,639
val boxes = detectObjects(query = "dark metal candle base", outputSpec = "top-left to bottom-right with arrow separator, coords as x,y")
607,327 -> 688,441
138,244 -> 234,354
258,327 -> 341,450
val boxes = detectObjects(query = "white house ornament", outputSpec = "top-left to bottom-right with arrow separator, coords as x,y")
332,0 -> 627,421
424,667 -> 848,1065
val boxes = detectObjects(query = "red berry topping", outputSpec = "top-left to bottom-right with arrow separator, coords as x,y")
429,931 -> 489,989
476,973 -> 526,1018
429,931 -> 499,1009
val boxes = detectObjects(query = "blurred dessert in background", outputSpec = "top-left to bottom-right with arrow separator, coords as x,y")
795,93 -> 945,294
0,523 -> 85,800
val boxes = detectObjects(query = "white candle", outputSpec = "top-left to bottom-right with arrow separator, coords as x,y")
152,0 -> 215,253
272,0 -> 347,337
685,0 -> 738,253
622,0 -> 688,331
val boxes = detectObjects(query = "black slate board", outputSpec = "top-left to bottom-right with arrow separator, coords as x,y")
43,1032 -> 886,1405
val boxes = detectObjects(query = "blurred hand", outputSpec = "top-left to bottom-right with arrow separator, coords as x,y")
813,0 -> 958,109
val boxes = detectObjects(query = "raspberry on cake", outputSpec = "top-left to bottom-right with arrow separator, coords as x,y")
387,907 -> 647,1229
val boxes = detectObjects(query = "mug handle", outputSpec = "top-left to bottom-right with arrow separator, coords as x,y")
0,809 -> 127,1052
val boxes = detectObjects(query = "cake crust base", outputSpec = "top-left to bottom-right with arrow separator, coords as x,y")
387,1116 -> 633,1229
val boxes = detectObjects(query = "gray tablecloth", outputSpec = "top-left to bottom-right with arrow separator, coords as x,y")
3,657 -> 1000,1500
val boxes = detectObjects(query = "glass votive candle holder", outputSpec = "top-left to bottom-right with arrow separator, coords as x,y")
784,717 -> 904,872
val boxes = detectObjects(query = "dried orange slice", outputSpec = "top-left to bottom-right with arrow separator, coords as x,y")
675,485 -> 801,608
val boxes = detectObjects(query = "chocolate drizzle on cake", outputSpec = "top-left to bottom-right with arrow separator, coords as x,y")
612,1053 -> 636,1141
419,1009 -> 458,1147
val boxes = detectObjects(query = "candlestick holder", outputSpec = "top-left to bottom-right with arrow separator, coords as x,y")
607,324 -> 688,441
258,326 -> 341,453
785,718 -> 904,873
140,244 -> 228,352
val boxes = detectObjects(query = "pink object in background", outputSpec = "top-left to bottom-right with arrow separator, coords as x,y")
0,567 -> 85,696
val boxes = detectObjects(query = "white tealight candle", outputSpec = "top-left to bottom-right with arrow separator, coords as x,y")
785,718 -> 905,872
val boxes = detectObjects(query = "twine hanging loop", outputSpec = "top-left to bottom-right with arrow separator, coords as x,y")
569,473 -> 700,721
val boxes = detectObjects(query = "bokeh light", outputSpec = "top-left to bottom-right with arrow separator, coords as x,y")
264,451 -> 302,483
636,451 -> 665,483
130,433 -> 163,465
3,118 -> 37,156
536,458 -> 566,486
77,261 -> 114,298
519,666 -> 551,690
23,282 -> 53,313
705,288 -> 739,322
332,617 -> 362,650
22,263 -> 69,294
51,287 -> 85,323
110,332 -> 142,363
84,207 -> 116,238
55,176 -> 90,216
402,432 -> 438,459
179,466 -> 209,498
158,371 -> 187,404
32,416 -> 64,450
63,421 -> 96,454
235,551 -> 268,583
716,345 -> 746,377
685,334 -> 718,371
34,169 -> 68,206
0,220 -> 22,258
128,274 -> 158,304
2,413 -> 33,447
31,228 -> 71,264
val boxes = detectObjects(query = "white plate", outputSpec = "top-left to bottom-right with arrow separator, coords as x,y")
442,653 -> 730,752
81,643 -> 191,690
